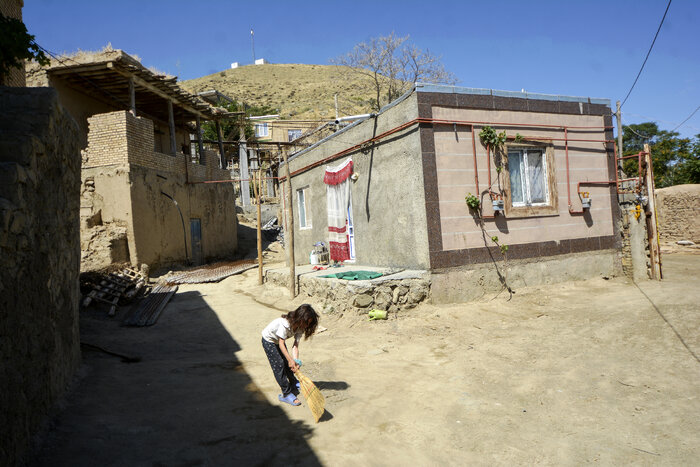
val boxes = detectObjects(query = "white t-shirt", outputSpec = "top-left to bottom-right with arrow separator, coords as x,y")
262,317 -> 300,343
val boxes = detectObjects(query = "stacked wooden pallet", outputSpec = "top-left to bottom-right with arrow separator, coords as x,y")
82,268 -> 147,316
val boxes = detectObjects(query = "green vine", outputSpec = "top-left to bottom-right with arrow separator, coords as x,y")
0,13 -> 49,81
479,126 -> 507,151
465,192 -> 480,211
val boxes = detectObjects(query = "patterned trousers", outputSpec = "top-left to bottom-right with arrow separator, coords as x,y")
262,337 -> 298,396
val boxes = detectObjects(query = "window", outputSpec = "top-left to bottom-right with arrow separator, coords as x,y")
288,129 -> 303,141
297,187 -> 311,229
504,145 -> 558,216
508,148 -> 549,206
254,123 -> 269,137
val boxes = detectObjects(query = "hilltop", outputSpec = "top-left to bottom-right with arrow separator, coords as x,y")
181,64 -> 378,121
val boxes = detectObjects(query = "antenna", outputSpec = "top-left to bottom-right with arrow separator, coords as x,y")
250,28 -> 256,64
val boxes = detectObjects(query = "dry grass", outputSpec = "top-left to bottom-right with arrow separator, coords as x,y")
181,64 -> 381,120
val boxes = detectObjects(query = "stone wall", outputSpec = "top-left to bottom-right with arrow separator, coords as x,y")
656,184 -> 700,243
0,87 -> 82,465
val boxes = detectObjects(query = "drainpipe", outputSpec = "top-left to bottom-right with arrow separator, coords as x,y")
160,191 -> 189,264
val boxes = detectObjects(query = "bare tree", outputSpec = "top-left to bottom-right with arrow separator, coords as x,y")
332,32 -> 457,111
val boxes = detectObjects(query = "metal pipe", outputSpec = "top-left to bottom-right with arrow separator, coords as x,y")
160,191 -> 189,263
565,127 -> 572,211
471,124 -> 479,198
334,113 -> 375,124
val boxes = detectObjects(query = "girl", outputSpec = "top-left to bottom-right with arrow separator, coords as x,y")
261,304 -> 319,406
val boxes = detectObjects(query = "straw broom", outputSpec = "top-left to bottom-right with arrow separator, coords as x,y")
296,370 -> 325,422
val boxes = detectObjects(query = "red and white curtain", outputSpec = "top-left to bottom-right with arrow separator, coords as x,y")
325,158 -> 353,262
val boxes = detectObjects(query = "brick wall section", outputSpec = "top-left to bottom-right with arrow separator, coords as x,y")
84,111 -> 129,167
0,87 -> 81,465
86,111 -> 231,182
0,0 -> 26,87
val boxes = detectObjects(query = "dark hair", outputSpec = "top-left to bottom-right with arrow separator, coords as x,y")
283,304 -> 319,340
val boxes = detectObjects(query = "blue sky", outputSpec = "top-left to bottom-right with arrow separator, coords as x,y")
24,0 -> 700,138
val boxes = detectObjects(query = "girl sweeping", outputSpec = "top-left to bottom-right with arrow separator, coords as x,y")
261,304 -> 319,406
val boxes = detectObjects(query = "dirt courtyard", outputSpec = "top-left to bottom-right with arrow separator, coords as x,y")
31,253 -> 699,466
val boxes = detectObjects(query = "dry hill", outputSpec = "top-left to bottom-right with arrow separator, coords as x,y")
181,64 -> 377,121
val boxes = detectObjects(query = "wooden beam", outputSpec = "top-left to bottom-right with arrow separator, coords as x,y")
168,100 -> 177,156
108,62 -> 211,120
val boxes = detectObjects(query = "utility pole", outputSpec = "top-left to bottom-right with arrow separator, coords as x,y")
334,93 -> 339,121
250,28 -> 256,63
616,101 -> 623,157
283,151 -> 296,297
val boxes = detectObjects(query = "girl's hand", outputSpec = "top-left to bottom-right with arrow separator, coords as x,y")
288,360 -> 299,372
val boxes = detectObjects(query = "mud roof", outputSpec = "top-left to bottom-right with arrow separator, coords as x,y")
27,49 -> 235,122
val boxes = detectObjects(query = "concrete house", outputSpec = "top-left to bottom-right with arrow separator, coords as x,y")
27,49 -> 240,270
282,84 -> 621,302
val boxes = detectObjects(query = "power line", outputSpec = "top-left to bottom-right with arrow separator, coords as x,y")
671,103 -> 700,133
620,0 -> 672,108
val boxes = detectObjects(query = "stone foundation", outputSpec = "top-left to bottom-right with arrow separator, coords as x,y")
265,267 -> 431,314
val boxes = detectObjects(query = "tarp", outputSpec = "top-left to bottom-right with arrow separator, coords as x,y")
320,270 -> 383,281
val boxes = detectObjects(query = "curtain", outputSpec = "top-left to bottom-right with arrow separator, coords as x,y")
527,150 -> 546,203
325,158 -> 353,262
508,151 -> 524,204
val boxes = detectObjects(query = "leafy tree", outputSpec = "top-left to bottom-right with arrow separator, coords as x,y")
332,32 -> 457,111
0,13 -> 49,82
622,123 -> 699,187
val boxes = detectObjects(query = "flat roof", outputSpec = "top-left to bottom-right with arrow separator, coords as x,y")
415,83 -> 611,107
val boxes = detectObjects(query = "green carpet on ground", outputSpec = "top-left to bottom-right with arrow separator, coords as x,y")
320,270 -> 383,280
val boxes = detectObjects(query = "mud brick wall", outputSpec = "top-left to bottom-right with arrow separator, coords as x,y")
0,87 -> 82,465
656,184 -> 700,243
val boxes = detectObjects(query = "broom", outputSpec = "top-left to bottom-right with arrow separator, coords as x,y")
296,370 -> 325,422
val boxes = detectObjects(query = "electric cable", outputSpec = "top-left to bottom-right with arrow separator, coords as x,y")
671,103 -> 700,132
620,0 -> 672,108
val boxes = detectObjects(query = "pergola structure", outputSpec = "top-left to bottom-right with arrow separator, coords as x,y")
30,50 -> 241,168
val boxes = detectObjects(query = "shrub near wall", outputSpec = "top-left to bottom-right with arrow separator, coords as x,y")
0,88 -> 82,465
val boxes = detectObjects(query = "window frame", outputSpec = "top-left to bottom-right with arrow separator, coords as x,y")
288,129 -> 303,142
297,186 -> 312,230
503,143 -> 559,217
254,122 -> 269,138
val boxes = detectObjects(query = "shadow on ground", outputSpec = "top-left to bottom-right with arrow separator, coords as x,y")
31,291 -> 321,466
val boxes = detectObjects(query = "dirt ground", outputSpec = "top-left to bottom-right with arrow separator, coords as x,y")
31,253 -> 699,466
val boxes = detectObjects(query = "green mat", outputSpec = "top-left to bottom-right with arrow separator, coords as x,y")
320,270 -> 383,280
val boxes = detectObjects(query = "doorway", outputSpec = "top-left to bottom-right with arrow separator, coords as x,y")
190,218 -> 202,265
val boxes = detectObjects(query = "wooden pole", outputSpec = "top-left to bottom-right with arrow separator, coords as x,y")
255,169 -> 263,284
616,101 -> 623,157
644,143 -> 662,280
196,116 -> 204,164
283,150 -> 296,297
215,120 -> 225,169
129,77 -> 136,116
167,99 -> 176,156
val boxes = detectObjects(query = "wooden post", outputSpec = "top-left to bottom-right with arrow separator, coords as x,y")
239,127 -> 251,206
167,99 -> 176,156
283,150 -> 296,297
195,116 -> 204,164
616,101 -> 622,157
129,77 -> 136,116
255,169 -> 263,284
215,120 -> 225,169
644,143 -> 662,280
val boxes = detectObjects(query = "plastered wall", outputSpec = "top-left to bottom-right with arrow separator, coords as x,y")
0,87 -> 81,465
286,94 -> 430,269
